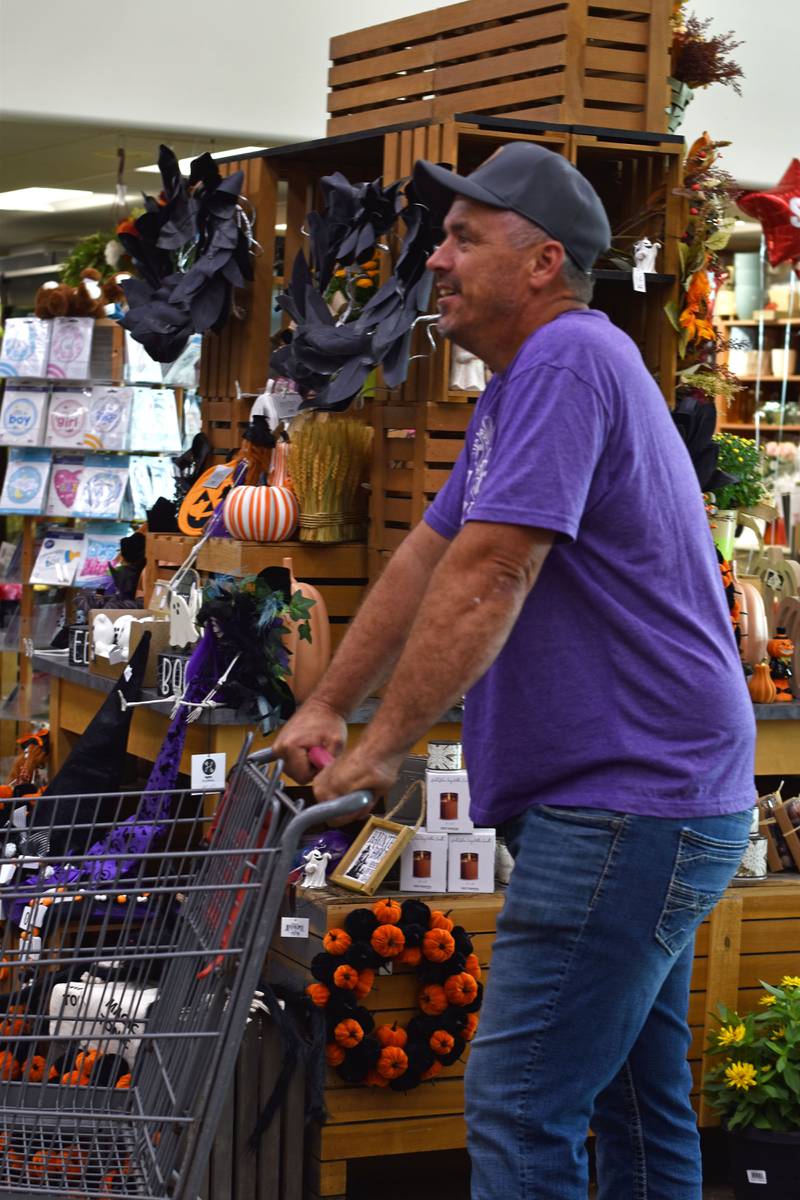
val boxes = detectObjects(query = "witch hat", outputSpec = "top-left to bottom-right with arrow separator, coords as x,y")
33,632 -> 152,854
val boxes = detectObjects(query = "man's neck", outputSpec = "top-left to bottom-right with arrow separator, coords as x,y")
486,298 -> 588,373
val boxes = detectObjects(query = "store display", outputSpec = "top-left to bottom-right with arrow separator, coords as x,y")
425,768 -> 473,833
129,455 -> 176,521
0,385 -> 48,446
71,454 -> 129,519
29,530 -> 85,587
129,387 -> 181,452
124,331 -> 163,384
447,830 -> 497,894
288,417 -> 372,542
222,443 -> 299,542
90,610 -> 170,688
0,448 -> 51,515
45,453 -> 85,517
73,528 -> 127,588
85,385 -> 133,450
399,830 -> 449,893
0,317 -> 52,378
46,316 -> 94,380
45,386 -> 92,448
330,815 -> 416,895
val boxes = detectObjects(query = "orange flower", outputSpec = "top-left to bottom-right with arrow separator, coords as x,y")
444,972 -> 478,1007
323,928 -> 352,956
371,924 -> 405,958
419,984 -> 448,1015
423,928 -> 455,962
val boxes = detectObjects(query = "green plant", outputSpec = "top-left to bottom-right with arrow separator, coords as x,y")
703,977 -> 800,1132
59,232 -> 117,287
711,433 -> 769,510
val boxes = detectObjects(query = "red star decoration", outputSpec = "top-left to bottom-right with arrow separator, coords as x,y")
738,160 -> 800,267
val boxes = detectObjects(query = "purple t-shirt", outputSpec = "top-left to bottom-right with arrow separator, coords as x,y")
424,309 -> 755,826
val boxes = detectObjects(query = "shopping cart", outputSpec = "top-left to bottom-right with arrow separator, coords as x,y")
0,738 -> 369,1199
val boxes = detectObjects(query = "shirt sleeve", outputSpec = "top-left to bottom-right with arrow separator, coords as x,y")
464,364 -> 610,542
423,442 -> 468,541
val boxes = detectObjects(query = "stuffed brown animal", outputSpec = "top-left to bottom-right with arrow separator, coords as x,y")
34,280 -> 75,318
73,269 -> 106,319
102,272 -> 131,311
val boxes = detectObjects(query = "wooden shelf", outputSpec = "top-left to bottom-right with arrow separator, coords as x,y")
593,269 -> 676,284
719,318 -> 800,327
731,376 -> 800,383
721,423 -> 800,432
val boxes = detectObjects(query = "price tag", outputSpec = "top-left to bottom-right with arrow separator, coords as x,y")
764,568 -> 784,591
191,752 -> 226,791
280,917 -> 310,939
632,268 -> 647,293
747,1169 -> 767,1184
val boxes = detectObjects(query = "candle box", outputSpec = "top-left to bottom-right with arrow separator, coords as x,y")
399,830 -> 449,894
425,768 -> 473,833
447,830 -> 496,894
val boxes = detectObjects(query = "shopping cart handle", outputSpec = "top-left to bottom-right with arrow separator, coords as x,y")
309,790 -> 373,827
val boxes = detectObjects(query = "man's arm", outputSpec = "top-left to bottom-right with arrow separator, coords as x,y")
311,519 -> 553,801
272,519 -> 450,781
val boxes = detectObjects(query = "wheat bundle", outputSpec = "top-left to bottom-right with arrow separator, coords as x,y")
288,416 -> 373,543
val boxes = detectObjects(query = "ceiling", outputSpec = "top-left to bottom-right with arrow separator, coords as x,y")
0,117 -> 273,255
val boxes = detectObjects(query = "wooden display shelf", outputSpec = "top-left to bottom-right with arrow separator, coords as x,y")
718,318 -> 800,327
268,876 -> 800,1197
721,423 -> 800,433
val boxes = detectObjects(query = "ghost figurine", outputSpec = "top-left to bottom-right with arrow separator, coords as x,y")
300,847 -> 332,889
450,345 -> 489,392
633,238 -> 662,274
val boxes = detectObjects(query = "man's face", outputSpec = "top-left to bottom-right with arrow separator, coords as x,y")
426,197 -> 535,355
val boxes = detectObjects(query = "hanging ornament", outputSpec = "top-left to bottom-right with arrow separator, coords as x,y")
738,161 -> 800,268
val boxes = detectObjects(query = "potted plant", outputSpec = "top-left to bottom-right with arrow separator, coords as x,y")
709,433 -> 769,559
703,977 -> 800,1198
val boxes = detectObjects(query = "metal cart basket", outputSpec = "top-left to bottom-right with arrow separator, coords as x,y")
0,740 -> 368,1199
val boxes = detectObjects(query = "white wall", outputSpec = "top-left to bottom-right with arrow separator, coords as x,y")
0,0 -> 793,185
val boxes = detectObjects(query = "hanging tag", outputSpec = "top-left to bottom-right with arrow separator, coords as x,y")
280,916 -> 310,939
191,752 -> 226,791
746,1169 -> 767,1184
632,268 -> 647,293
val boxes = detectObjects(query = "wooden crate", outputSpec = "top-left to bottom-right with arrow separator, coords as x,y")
142,533 -> 197,605
327,0 -> 672,137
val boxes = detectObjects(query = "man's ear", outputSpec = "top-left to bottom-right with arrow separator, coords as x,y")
527,240 -> 566,290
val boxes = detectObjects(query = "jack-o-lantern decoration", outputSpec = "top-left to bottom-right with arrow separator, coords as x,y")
178,462 -> 239,536
223,443 -> 299,542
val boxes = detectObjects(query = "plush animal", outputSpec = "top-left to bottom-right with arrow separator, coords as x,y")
33,269 -> 107,320
34,281 -> 74,318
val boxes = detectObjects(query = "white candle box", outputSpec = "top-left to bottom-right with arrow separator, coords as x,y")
447,829 -> 497,894
399,830 -> 449,894
425,768 -> 473,833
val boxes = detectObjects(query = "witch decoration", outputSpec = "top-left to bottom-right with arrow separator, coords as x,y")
272,172 -> 438,412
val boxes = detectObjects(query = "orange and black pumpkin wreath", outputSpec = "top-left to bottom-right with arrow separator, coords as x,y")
305,898 -> 483,1091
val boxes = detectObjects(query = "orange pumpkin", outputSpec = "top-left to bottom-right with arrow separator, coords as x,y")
429,910 -> 454,932
398,946 -> 422,967
323,927 -> 351,956
0,1052 -> 19,1081
430,1030 -> 455,1057
371,924 -> 405,958
419,984 -> 448,1016
377,1046 -> 408,1080
326,1043 -> 345,1067
463,1012 -> 480,1042
28,1151 -> 47,1181
365,1067 -> 390,1087
334,1019 -> 364,1049
420,1059 -> 443,1081
21,1056 -> 47,1083
306,983 -> 330,1008
333,964 -> 359,991
444,972 -> 479,1007
372,898 -> 402,925
282,556 -> 331,702
748,661 -> 777,703
355,968 -> 374,1000
464,953 -> 482,981
423,928 -> 455,962
115,1074 -> 131,1089
376,1023 -> 408,1049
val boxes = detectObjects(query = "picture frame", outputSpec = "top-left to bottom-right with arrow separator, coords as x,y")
329,816 -> 416,896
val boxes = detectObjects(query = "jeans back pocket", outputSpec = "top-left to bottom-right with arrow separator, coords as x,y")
655,826 -> 750,956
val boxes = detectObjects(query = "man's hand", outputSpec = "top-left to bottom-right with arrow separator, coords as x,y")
311,743 -> 403,815
272,698 -> 348,783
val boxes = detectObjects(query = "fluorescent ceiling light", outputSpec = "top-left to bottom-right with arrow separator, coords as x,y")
0,188 -> 116,213
137,146 -> 268,174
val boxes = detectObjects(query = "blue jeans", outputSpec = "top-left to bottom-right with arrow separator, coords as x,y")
465,804 -> 752,1200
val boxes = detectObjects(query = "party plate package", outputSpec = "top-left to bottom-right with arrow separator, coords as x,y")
47,317 -> 94,380
72,455 -> 130,520
84,386 -> 133,450
74,526 -> 127,588
0,385 -> 49,446
29,529 -> 85,587
0,318 -> 52,379
46,387 -> 92,448
46,453 -> 86,517
129,388 -> 181,452
0,448 -> 51,515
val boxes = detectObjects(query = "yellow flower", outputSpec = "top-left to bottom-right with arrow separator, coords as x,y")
717,1023 -> 746,1047
759,994 -> 777,1006
725,1061 -> 758,1091
775,1026 -> 786,1038
780,975 -> 800,989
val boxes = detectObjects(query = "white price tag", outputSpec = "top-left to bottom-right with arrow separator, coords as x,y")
191,752 -> 226,791
632,268 -> 647,293
746,1169 -> 767,1184
764,568 -> 784,591
280,917 -> 310,939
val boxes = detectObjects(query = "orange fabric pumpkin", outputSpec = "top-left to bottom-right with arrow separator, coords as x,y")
0,1052 -> 19,1080
323,928 -> 352,956
463,1012 -> 480,1042
445,972 -> 479,1007
423,928 -> 455,962
306,983 -> 331,1008
420,1059 -> 443,1081
377,1046 -> 408,1079
365,1067 -> 390,1087
372,898 -> 402,925
430,1030 -> 455,1057
21,1056 -> 47,1083
354,968 -> 374,1000
28,1151 -> 47,1181
371,924 -> 405,958
398,946 -> 422,967
376,1023 -> 408,1049
419,984 -> 448,1016
429,910 -> 454,932
464,953 -> 482,981
333,964 -> 359,991
115,1074 -> 131,1089
334,1019 -> 364,1048
326,1043 -> 345,1067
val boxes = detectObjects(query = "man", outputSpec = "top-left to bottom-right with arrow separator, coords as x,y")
274,143 -> 755,1199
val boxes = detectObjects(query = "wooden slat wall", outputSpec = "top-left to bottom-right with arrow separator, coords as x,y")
327,0 -> 671,136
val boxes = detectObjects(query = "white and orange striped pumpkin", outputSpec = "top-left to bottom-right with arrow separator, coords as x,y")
222,443 -> 299,542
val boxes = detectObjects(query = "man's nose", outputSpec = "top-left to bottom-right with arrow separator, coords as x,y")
426,240 -> 449,271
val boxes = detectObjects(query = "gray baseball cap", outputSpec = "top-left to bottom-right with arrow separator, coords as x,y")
413,141 -> 611,273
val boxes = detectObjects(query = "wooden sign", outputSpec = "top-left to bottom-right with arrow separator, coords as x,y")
68,624 -> 91,668
156,650 -> 191,699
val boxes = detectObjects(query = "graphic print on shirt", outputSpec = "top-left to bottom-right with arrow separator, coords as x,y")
463,415 -> 494,518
